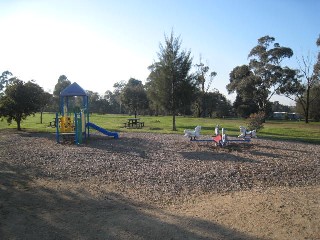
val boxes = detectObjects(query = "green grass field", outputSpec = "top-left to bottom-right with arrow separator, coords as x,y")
1,112 -> 319,144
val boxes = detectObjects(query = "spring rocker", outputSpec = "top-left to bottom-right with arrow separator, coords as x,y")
184,125 -> 257,147
184,126 -> 202,140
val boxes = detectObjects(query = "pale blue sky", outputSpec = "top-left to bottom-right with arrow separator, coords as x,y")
0,0 -> 319,105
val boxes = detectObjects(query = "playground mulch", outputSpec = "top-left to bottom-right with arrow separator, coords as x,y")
1,130 -> 319,239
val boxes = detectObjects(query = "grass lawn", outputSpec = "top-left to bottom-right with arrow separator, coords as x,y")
1,112 -> 319,144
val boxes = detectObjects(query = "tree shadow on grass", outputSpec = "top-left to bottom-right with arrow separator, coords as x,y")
0,161 -> 265,240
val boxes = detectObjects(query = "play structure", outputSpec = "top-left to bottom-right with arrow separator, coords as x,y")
55,82 -> 119,144
184,125 -> 256,147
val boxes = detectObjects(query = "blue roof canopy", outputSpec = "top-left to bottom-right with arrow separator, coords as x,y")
60,82 -> 88,97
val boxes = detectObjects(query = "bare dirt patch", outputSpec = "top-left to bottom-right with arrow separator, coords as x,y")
0,130 -> 319,239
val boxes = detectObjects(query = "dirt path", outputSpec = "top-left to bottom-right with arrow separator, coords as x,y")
0,130 -> 319,239
171,186 -> 320,240
1,176 -> 319,240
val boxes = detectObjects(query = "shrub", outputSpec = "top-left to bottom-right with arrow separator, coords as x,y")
247,111 -> 265,131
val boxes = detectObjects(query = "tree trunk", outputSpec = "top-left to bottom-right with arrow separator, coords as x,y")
201,94 -> 206,118
17,119 -> 21,131
171,78 -> 177,131
197,105 -> 201,118
40,111 -> 43,124
172,114 -> 176,131
305,88 -> 310,123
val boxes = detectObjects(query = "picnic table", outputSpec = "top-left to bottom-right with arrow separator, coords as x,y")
124,118 -> 144,128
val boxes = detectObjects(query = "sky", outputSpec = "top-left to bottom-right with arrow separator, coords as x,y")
0,0 -> 319,105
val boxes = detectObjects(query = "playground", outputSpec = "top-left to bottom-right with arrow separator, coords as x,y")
0,82 -> 319,239
1,129 -> 319,239
54,82 -> 118,145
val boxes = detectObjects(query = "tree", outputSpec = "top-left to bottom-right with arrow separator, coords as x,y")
53,75 -> 71,111
232,94 -> 259,118
227,36 -> 294,116
296,83 -> 320,121
279,36 -> 320,123
121,78 -> 148,118
310,35 -> 320,121
291,56 -> 317,123
194,57 -> 217,117
201,91 -> 232,118
0,71 -> 13,95
195,59 -> 217,93
103,90 -> 118,114
147,32 -> 194,130
308,83 -> 320,121
87,91 -> 108,114
145,71 -> 163,116
212,92 -> 233,118
39,91 -> 52,124
271,101 -> 292,113
311,35 -> 320,121
112,81 -> 126,113
315,35 -> 320,77
227,65 -> 260,117
0,79 -> 45,130
53,75 -> 71,98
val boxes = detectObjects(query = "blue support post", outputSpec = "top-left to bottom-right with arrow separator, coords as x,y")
56,112 -> 60,143
74,112 -> 78,144
86,96 -> 90,139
